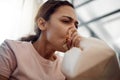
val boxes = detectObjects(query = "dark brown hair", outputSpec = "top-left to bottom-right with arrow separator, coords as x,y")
20,0 -> 74,43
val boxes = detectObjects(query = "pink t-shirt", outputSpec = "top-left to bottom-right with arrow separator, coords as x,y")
0,40 -> 65,80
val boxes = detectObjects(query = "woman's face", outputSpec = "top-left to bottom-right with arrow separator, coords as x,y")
45,5 -> 78,52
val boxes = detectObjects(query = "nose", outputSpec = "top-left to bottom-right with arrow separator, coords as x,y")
71,22 -> 77,29
66,23 -> 77,36
67,25 -> 77,36
70,23 -> 77,31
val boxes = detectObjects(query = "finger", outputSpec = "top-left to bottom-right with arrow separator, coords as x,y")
71,32 -> 78,47
69,28 -> 77,38
74,36 -> 81,47
66,38 -> 72,49
65,27 -> 77,49
72,34 -> 79,47
67,27 -> 73,36
74,36 -> 83,50
65,28 -> 76,46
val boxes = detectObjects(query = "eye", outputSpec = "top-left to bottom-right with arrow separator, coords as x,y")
61,19 -> 71,24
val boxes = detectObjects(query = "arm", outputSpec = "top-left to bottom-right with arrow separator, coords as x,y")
62,37 -> 120,80
0,40 -> 16,80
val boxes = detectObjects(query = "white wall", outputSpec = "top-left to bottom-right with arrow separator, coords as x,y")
0,0 -> 41,44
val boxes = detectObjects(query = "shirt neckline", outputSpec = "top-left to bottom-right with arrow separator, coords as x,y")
29,42 -> 59,66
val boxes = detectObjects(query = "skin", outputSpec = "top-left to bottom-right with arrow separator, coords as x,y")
33,5 -> 80,61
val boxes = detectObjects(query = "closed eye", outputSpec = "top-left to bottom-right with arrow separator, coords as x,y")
60,16 -> 79,29
62,20 -> 71,23
61,20 -> 78,29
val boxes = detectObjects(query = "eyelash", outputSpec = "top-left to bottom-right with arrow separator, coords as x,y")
61,20 -> 78,29
62,20 -> 78,29
62,20 -> 71,23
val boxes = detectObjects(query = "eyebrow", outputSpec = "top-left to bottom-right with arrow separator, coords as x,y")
62,16 -> 79,24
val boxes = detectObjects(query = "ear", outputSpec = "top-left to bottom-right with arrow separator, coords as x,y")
37,17 -> 47,31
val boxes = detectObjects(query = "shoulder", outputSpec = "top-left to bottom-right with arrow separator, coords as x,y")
0,39 -> 23,60
0,39 -> 32,60
1,39 -> 31,51
0,39 -> 16,55
3,39 -> 29,46
0,40 -> 19,78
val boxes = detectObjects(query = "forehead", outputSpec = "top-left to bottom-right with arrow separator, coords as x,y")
51,5 -> 77,20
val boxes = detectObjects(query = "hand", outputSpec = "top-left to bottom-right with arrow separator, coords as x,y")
70,29 -> 81,48
65,27 -> 81,49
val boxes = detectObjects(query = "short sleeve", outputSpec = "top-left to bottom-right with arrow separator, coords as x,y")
0,40 -> 16,78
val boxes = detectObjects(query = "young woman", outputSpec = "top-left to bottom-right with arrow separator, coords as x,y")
0,0 -> 80,80
0,0 -> 119,80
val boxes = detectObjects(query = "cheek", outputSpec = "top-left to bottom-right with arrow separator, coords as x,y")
46,23 -> 67,45
48,23 -> 67,38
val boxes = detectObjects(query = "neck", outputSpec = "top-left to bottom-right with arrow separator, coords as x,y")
32,34 -> 56,61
